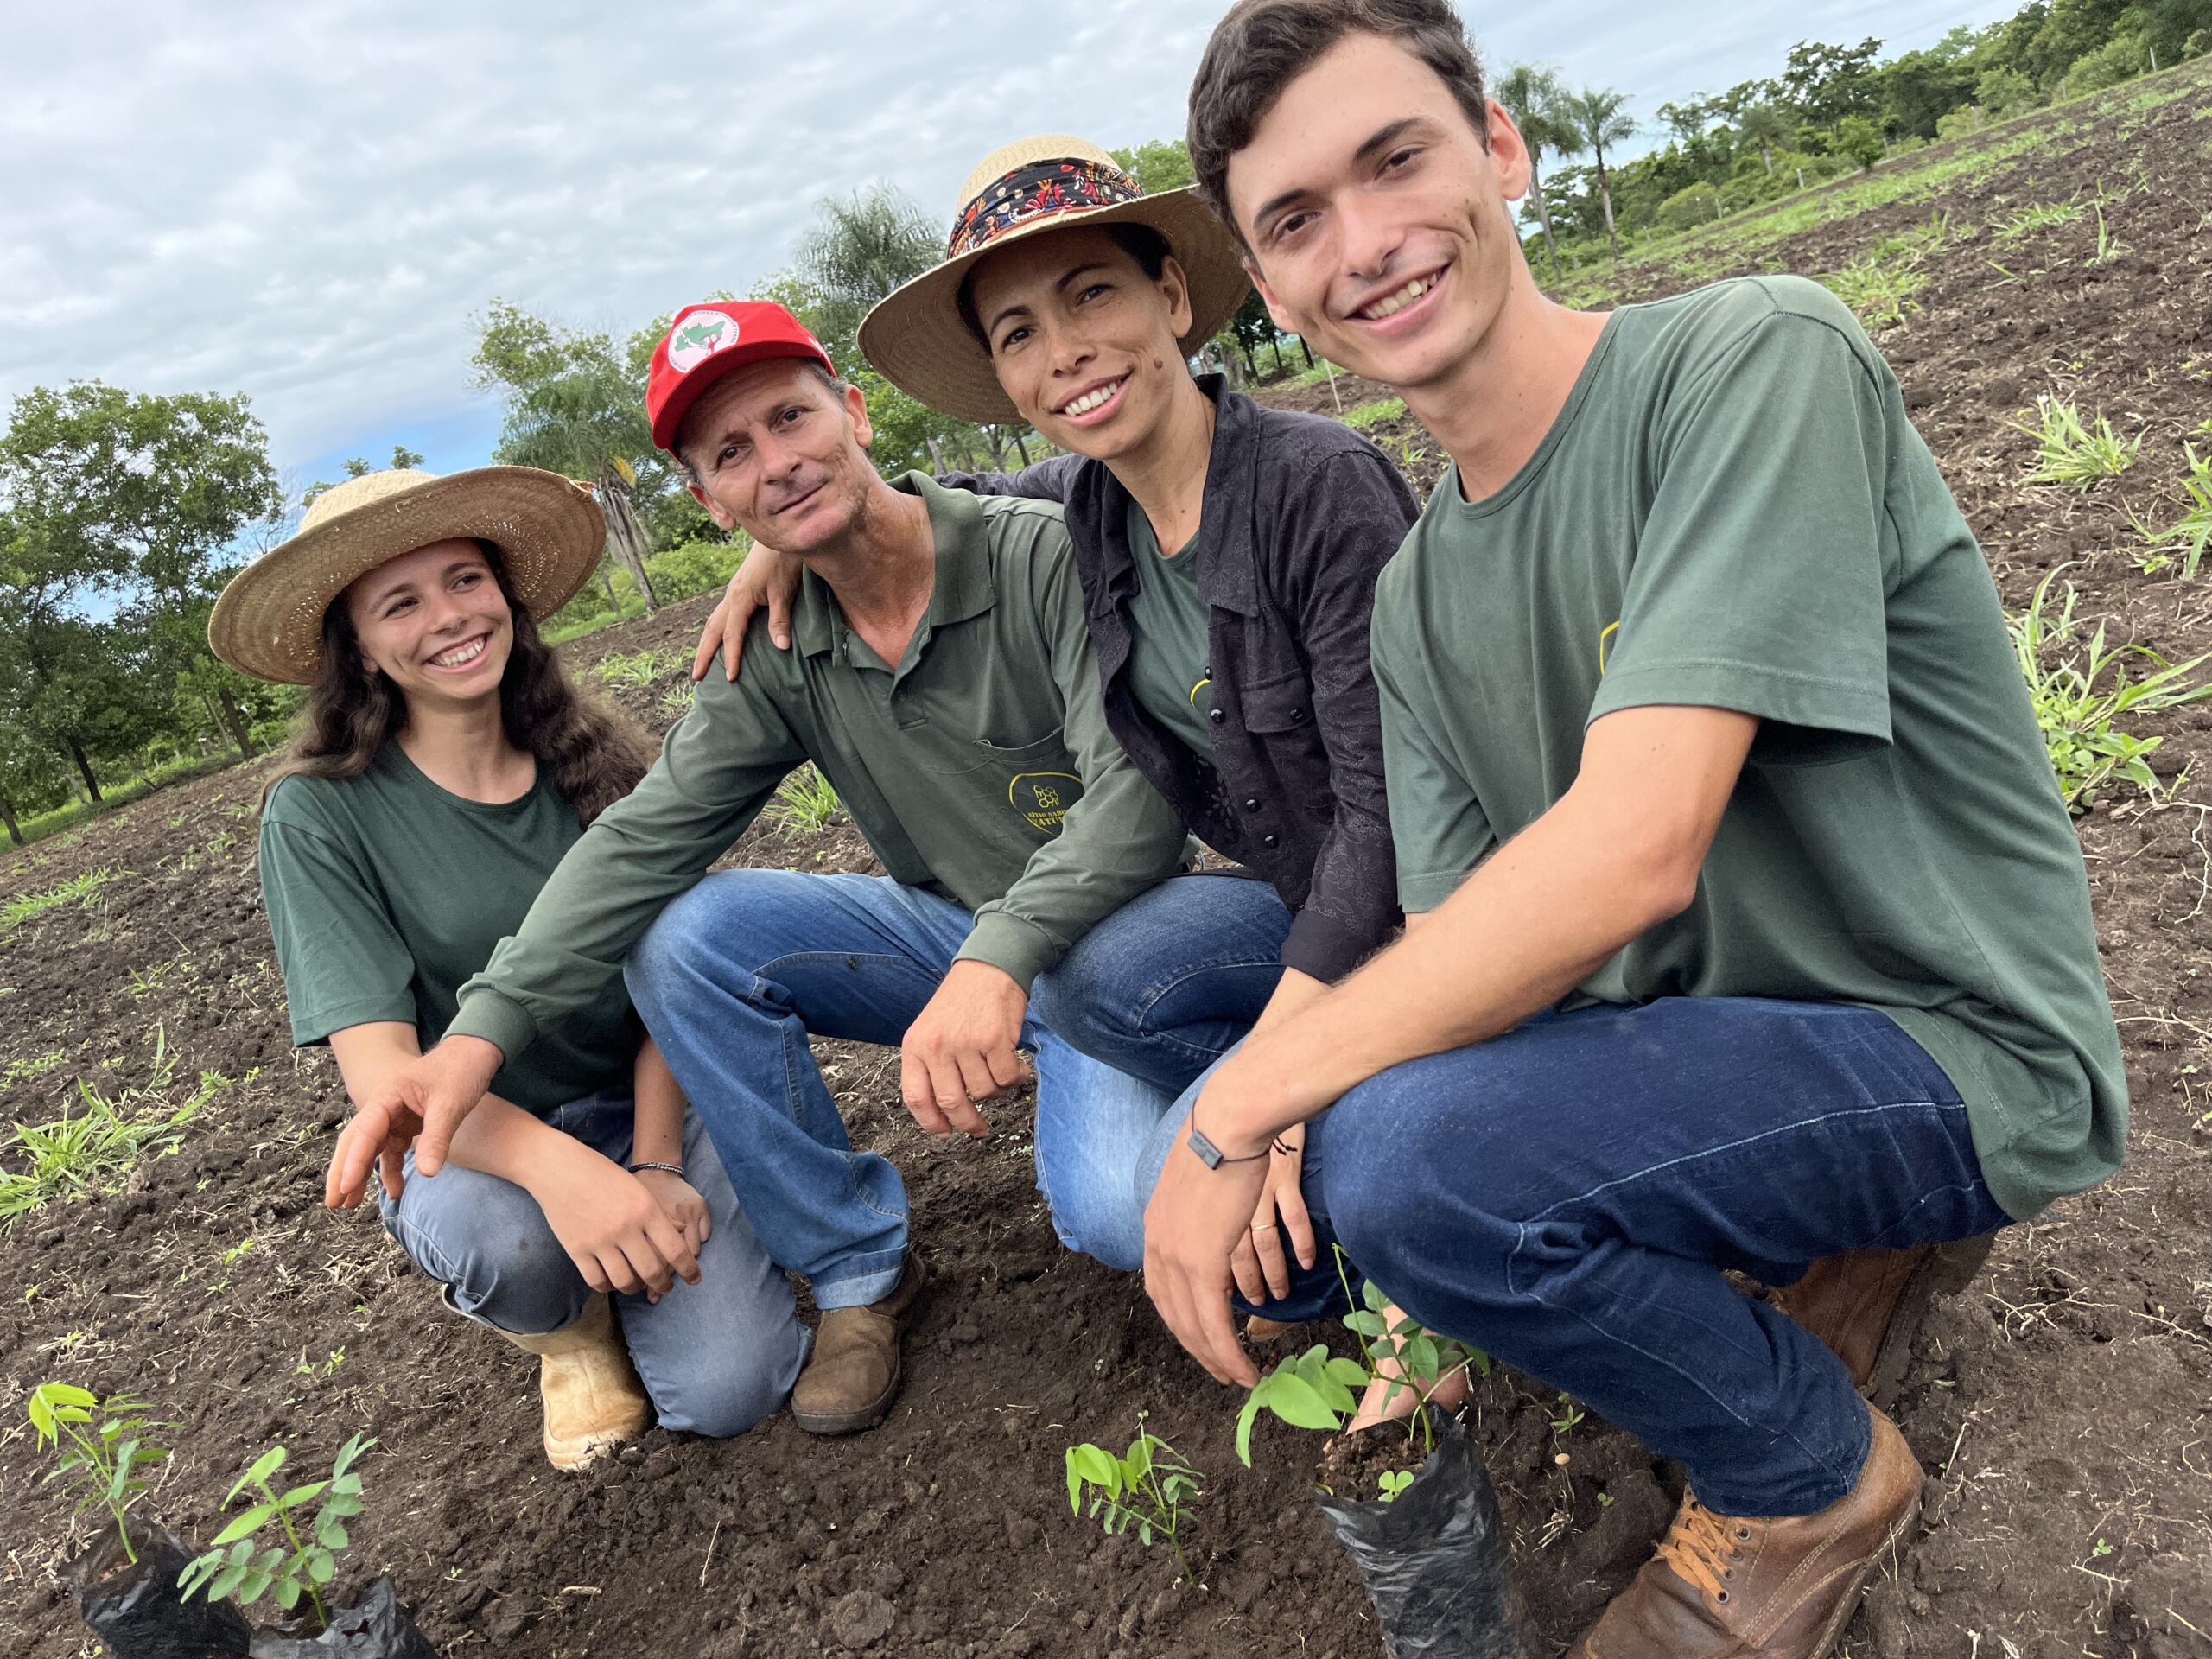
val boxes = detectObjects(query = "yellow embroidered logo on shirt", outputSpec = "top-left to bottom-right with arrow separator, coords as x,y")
1010,772 -> 1084,832
1598,620 -> 1620,675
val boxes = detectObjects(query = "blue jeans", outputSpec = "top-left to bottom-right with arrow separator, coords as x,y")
1030,873 -> 1293,1094
380,1089 -> 809,1438
1138,997 -> 2010,1516
625,872 -> 1276,1302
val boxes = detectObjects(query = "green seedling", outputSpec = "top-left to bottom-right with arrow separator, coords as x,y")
1820,251 -> 1927,329
1550,1394 -> 1588,1437
2085,206 -> 2129,265
1065,1421 -> 1203,1583
590,647 -> 689,687
1994,198 -> 2085,238
2,1050 -> 67,1089
179,1435 -> 375,1632
1341,395 -> 1408,430
0,1028 -> 229,1223
27,1382 -> 170,1563
0,868 -> 117,935
661,683 -> 697,718
2126,444 -> 2212,579
2010,569 -> 2212,810
765,765 -> 842,835
2012,396 -> 2141,488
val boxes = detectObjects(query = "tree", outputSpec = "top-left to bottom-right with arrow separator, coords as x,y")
472,302 -> 662,611
1,384 -> 283,761
1497,64 -> 1580,266
1737,104 -> 1794,175
1834,113 -> 1886,169
391,444 -> 425,470
1110,138 -> 1196,194
1781,38 -> 1886,125
1562,86 -> 1637,259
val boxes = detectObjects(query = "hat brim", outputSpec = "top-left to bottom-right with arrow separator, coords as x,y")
208,467 -> 607,685
857,188 -> 1253,425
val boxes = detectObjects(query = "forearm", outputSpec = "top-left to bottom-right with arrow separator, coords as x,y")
442,1093 -> 577,1189
1250,966 -> 1329,1035
629,1040 -> 686,1168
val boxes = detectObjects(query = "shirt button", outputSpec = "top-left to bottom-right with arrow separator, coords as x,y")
1262,834 -> 1280,849
1243,798 -> 1261,812
1289,707 -> 1307,724
1209,708 -> 1225,723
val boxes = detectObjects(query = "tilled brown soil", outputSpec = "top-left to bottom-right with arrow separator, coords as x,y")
5,63 -> 2212,1659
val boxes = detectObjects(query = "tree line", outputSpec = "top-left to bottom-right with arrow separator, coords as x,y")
1515,0 -> 2211,264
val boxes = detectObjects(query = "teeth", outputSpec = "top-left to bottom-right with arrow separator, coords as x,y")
1063,379 -> 1124,416
1361,276 -> 1434,320
431,638 -> 486,669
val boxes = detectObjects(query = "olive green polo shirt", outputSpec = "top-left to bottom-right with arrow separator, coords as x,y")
449,474 -> 1189,1063
1371,276 -> 2125,1222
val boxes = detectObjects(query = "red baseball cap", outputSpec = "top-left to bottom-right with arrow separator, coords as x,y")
645,301 -> 838,454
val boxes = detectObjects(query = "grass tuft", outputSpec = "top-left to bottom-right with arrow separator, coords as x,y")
764,765 -> 843,836
2127,444 -> 2212,579
2012,395 -> 2140,488
1340,396 -> 1408,430
1994,198 -> 2086,238
0,1028 -> 231,1224
1821,249 -> 1929,328
2009,569 -> 2212,810
0,869 -> 117,936
590,647 -> 690,688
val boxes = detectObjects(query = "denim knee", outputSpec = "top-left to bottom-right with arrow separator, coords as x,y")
642,1322 -> 805,1440
624,880 -> 724,1011
382,1164 -> 586,1338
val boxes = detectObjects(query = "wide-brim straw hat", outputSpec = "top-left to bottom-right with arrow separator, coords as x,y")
860,135 -> 1251,424
208,467 -> 604,685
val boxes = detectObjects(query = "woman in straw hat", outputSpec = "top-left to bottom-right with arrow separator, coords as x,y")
694,136 -> 1417,1319
213,466 -> 807,1468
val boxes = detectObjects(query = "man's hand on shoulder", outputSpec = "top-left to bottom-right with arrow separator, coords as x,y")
899,960 -> 1032,1139
324,1034 -> 504,1209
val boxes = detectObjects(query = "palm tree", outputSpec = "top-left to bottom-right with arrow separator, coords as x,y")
1496,64 -> 1582,270
1563,86 -> 1637,260
1737,104 -> 1794,176
795,183 -> 945,359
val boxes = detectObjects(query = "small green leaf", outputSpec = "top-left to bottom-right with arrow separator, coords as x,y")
307,1550 -> 336,1584
212,1503 -> 276,1546
276,1479 -> 329,1509
316,1518 -> 350,1551
1361,1280 -> 1389,1313
208,1560 -> 251,1600
1323,1357 -> 1371,1389
1065,1449 -> 1084,1516
1123,1437 -> 1153,1481
1138,1521 -> 1153,1546
1236,1393 -> 1262,1467
330,1472 -> 364,1496
274,1576 -> 303,1611
1259,1371 -> 1343,1433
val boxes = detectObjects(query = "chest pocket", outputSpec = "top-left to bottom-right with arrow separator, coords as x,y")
926,732 -> 1087,836
1236,671 -> 1315,734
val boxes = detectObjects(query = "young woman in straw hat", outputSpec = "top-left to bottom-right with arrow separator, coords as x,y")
694,136 -> 1416,1320
213,466 -> 807,1468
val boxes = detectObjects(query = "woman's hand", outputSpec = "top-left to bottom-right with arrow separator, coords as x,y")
690,540 -> 804,683
530,1140 -> 701,1302
1231,1122 -> 1316,1304
632,1166 -> 713,1255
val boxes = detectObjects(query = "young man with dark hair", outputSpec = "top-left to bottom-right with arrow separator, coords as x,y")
1141,4 -> 2125,1655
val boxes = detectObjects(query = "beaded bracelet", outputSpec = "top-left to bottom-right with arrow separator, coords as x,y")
629,1161 -> 686,1179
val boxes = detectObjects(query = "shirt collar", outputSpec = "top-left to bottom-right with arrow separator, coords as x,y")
792,471 -> 999,659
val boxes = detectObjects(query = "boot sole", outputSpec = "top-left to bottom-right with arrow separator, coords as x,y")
1866,1232 -> 1998,1410
1802,1489 -> 1923,1659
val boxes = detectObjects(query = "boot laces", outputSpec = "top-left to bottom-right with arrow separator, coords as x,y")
1656,1495 -> 1752,1604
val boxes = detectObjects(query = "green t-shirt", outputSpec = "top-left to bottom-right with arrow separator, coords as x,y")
1371,275 -> 2125,1222
1122,497 -> 1217,758
258,746 -> 638,1116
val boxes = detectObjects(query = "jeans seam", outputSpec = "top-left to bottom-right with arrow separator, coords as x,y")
1522,1098 -> 1960,1225
1125,957 -> 1287,1029
762,974 -> 906,1227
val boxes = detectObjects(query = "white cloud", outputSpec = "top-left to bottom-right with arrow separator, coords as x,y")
2,0 -> 2017,473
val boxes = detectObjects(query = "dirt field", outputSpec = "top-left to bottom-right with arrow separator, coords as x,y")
4,64 -> 2211,1659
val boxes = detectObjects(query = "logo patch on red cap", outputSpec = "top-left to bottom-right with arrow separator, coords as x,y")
668,311 -> 741,374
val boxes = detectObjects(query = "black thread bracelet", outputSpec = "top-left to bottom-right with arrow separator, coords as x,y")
629,1161 -> 685,1179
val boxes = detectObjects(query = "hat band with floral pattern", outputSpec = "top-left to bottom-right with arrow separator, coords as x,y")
946,156 -> 1143,258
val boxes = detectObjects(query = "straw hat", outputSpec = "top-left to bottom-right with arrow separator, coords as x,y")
208,467 -> 605,685
859,135 -> 1251,424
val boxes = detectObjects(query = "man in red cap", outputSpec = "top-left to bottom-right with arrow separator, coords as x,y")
334,301 -> 1194,1435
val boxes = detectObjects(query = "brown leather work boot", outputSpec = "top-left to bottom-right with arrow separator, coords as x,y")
791,1251 -> 928,1436
494,1292 -> 654,1471
1571,1405 -> 1922,1659
1772,1233 -> 1997,1408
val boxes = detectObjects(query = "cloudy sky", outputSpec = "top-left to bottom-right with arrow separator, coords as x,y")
2,0 -> 2017,493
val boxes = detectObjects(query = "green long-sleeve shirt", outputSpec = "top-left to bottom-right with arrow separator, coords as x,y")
449,473 -> 1190,1063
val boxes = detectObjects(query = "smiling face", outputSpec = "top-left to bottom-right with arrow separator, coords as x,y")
967,225 -> 1196,464
1224,30 -> 1532,393
676,358 -> 881,556
342,539 -> 513,711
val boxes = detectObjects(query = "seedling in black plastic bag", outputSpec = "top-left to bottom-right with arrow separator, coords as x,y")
1065,1419 -> 1203,1583
27,1382 -> 170,1563
178,1433 -> 375,1632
